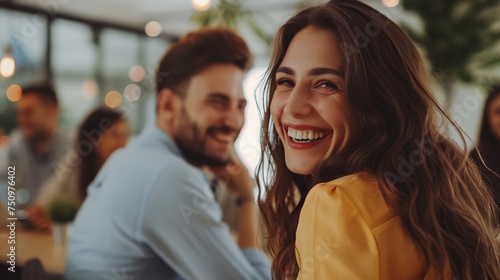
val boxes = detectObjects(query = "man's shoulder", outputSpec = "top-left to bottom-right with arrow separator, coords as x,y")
143,153 -> 209,197
153,158 -> 207,186
123,140 -> 189,169
108,142 -> 205,185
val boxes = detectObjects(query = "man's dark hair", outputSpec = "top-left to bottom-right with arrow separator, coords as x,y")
22,82 -> 59,106
156,27 -> 251,96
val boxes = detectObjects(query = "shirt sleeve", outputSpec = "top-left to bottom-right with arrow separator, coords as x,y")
139,162 -> 271,280
295,183 -> 379,280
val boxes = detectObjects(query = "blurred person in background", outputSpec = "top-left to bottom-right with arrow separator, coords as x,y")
26,107 -> 129,231
470,85 -> 500,214
0,82 -> 71,209
65,27 -> 270,280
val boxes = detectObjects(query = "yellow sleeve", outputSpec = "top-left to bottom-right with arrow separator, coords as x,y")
295,183 -> 380,280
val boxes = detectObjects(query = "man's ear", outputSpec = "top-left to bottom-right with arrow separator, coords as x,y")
157,88 -> 179,114
156,88 -> 181,135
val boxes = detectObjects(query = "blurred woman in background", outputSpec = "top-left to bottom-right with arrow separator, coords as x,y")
470,85 -> 500,211
28,107 -> 129,230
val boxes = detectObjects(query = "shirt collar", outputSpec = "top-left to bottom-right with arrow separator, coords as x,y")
141,124 -> 183,158
140,125 -> 212,184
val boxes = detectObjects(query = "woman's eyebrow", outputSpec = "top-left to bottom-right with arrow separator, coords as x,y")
276,66 -> 294,75
276,66 -> 344,78
309,67 -> 344,78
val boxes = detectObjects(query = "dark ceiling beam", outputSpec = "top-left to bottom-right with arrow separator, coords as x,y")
0,1 -> 178,42
245,1 -> 300,12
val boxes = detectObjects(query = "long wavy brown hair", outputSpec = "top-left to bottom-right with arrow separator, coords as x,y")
256,1 -> 500,279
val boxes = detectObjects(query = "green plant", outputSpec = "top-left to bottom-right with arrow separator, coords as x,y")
402,0 -> 500,107
190,0 -> 269,43
48,199 -> 79,224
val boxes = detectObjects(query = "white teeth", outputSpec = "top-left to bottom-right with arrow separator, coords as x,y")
287,128 -> 327,142
213,134 -> 232,142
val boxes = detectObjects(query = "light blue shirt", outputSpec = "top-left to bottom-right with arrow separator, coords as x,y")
0,130 -> 71,208
64,125 -> 271,280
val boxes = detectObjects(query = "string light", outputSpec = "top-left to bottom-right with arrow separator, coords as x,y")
381,0 -> 399,7
0,47 -> 15,78
192,0 -> 212,11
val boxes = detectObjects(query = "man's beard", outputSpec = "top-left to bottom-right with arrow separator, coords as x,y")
174,108 -> 236,168
24,126 -> 51,146
176,140 -> 229,167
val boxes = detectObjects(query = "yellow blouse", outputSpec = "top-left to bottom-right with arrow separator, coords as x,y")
295,173 -> 442,280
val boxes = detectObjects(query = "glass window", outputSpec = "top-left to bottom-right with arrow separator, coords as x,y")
0,8 -> 47,134
52,19 -> 97,128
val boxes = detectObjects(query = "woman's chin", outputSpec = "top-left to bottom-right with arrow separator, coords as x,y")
286,161 -> 315,176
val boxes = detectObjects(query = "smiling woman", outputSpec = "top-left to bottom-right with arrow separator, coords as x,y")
257,0 -> 500,279
271,27 -> 356,175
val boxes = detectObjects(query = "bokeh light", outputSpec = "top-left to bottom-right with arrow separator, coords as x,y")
124,84 -> 141,102
82,79 -> 98,99
145,21 -> 162,37
105,91 -> 122,108
129,65 -> 146,82
6,84 -> 22,102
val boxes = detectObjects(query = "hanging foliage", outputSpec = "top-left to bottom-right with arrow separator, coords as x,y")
191,0 -> 270,43
402,0 -> 500,106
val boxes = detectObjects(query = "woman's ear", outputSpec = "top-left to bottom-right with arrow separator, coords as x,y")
156,88 -> 181,135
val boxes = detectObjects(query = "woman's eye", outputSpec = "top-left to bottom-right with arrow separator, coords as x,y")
318,81 -> 338,90
276,78 -> 294,87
